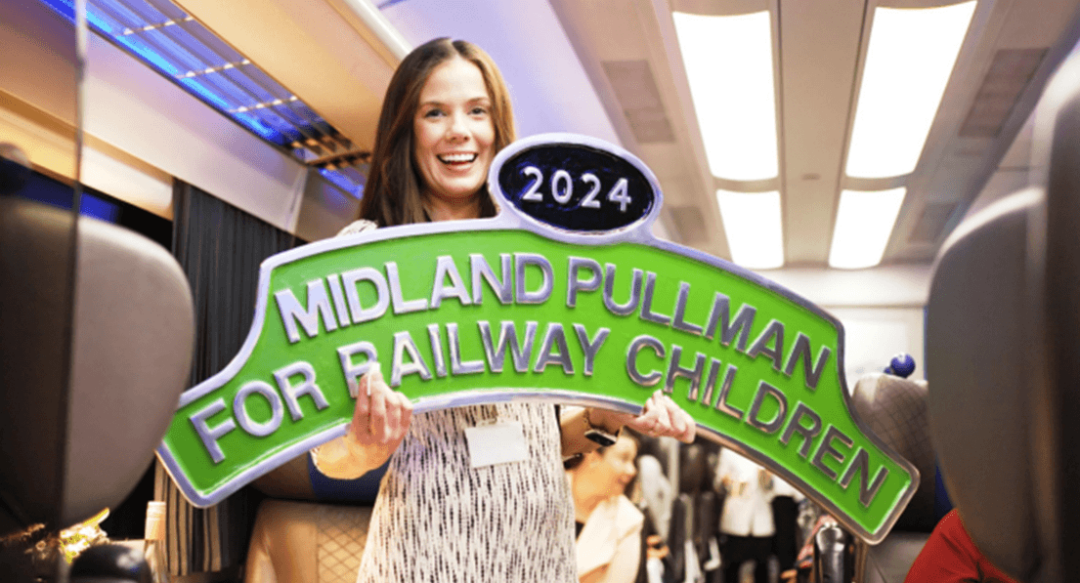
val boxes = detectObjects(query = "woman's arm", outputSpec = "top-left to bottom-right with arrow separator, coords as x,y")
301,220 -> 409,481
561,390 -> 697,457
560,407 -> 616,457
311,367 -> 413,480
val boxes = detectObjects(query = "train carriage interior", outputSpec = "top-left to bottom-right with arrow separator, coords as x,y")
4,0 -> 1080,581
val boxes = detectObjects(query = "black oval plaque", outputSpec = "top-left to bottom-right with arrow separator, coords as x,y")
497,143 -> 656,233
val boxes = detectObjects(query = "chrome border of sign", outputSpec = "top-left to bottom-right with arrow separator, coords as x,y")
156,133 -> 918,544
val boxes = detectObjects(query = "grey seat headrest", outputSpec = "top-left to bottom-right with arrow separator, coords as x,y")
64,212 -> 194,526
0,198 -> 194,532
925,189 -> 1043,580
851,373 -> 935,533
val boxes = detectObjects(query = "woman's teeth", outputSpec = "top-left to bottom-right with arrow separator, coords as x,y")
439,153 -> 477,164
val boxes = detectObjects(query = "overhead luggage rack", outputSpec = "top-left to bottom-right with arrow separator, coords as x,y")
40,0 -> 369,198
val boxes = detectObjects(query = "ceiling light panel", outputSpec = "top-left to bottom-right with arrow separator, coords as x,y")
845,2 -> 977,179
716,190 -> 784,269
828,188 -> 906,269
673,11 -> 779,181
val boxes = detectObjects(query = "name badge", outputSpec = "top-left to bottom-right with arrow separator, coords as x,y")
464,421 -> 529,468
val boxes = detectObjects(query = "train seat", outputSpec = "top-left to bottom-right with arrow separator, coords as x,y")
925,185 -> 1043,581
245,499 -> 373,583
0,189 -> 195,580
918,41 -> 1080,583
850,371 -> 936,583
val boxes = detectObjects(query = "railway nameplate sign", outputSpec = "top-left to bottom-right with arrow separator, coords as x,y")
158,134 -> 917,543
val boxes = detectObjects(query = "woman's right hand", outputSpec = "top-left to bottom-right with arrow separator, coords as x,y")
344,367 -> 414,470
312,366 -> 413,479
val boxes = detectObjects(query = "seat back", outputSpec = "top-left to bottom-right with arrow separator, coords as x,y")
925,46 -> 1080,582
926,187 -> 1042,581
245,499 -> 373,583
842,372 -> 935,583
0,197 -> 194,539
851,373 -> 936,533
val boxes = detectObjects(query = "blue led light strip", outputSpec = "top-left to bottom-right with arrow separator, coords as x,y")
99,0 -> 314,145
39,0 -> 366,198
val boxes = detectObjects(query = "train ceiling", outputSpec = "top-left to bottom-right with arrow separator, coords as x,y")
162,0 -> 1080,269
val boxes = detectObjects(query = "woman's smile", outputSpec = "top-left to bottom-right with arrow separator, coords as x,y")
438,152 -> 479,164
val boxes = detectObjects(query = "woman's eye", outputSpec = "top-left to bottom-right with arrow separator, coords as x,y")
424,109 -> 444,118
471,106 -> 488,115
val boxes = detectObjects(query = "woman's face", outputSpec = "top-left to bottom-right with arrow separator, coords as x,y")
592,434 -> 639,496
413,56 -> 496,219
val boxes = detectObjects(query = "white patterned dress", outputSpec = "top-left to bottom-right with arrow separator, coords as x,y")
356,403 -> 576,583
337,221 -> 577,583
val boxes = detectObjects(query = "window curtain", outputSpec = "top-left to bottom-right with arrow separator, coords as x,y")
156,180 -> 297,580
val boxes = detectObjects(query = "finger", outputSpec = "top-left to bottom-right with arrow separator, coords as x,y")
638,392 -> 653,415
351,375 -> 373,442
646,390 -> 661,411
676,410 -> 697,443
367,366 -> 394,441
634,397 -> 653,420
370,384 -> 388,442
684,410 -> 696,433
384,391 -> 403,442
635,409 -> 661,435
651,395 -> 675,436
357,374 -> 372,414
636,418 -> 657,435
662,396 -> 694,441
399,393 -> 414,435
369,365 -> 388,394
646,393 -> 670,430
642,391 -> 662,418
666,396 -> 688,434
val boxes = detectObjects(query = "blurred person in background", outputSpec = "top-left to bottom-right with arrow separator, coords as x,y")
771,475 -> 804,582
634,450 -> 674,583
568,431 -> 645,583
714,448 -> 794,583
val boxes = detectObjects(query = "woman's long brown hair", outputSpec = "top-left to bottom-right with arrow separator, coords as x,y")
358,38 -> 516,227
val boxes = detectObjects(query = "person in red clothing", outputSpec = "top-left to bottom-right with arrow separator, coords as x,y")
904,510 -> 1019,583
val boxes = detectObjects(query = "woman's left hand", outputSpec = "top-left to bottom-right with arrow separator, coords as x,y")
593,389 -> 697,443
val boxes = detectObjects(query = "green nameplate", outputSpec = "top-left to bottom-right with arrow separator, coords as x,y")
157,134 -> 917,543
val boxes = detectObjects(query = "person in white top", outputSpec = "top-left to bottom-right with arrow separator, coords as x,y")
714,449 -> 799,583
568,431 -> 645,583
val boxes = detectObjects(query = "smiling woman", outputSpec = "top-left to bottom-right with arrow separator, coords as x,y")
356,38 -> 514,227
282,37 -> 696,583
412,56 -> 496,221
